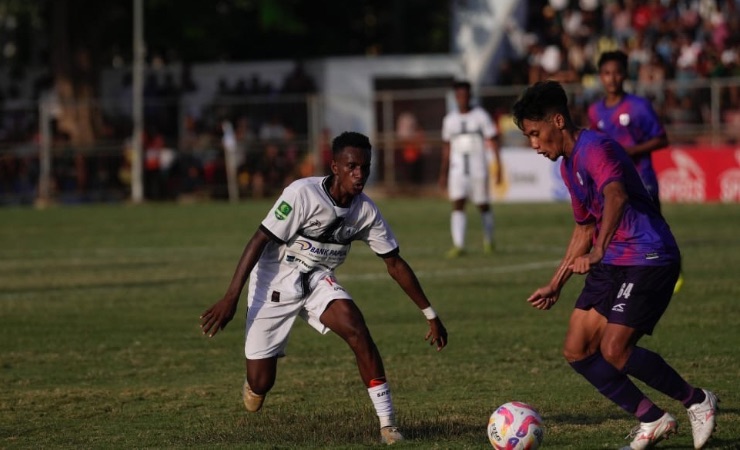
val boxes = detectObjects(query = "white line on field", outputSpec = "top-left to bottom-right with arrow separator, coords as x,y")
343,259 -> 561,281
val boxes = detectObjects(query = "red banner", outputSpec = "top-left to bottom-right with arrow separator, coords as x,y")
653,146 -> 740,203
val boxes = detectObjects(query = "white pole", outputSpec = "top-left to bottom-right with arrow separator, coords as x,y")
131,0 -> 145,203
222,121 -> 239,203
37,99 -> 52,206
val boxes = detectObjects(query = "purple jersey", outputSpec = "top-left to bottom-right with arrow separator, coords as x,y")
560,130 -> 679,266
588,94 -> 665,199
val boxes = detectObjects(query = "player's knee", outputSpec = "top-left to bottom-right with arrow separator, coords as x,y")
599,343 -> 630,370
247,372 -> 275,395
562,347 -> 585,363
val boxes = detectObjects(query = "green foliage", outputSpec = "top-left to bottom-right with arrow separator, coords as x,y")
1,200 -> 738,448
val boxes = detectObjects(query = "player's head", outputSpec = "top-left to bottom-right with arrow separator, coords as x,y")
452,80 -> 472,112
597,50 -> 628,95
512,80 -> 574,161
330,131 -> 372,197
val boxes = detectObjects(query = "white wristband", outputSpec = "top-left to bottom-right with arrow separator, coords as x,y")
421,306 -> 437,320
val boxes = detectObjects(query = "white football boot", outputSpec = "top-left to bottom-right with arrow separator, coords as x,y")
242,380 -> 265,412
687,389 -> 719,449
623,412 -> 677,450
380,426 -> 404,445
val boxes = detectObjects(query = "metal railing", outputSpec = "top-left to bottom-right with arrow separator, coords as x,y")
1,76 -> 739,205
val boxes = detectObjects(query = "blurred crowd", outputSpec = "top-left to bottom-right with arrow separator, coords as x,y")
501,0 -> 740,126
0,61 -> 319,204
3,0 -> 740,204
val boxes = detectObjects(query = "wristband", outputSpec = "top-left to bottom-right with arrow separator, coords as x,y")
421,306 -> 437,320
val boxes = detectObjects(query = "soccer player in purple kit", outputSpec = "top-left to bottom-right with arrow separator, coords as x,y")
512,81 -> 718,450
588,50 -> 667,210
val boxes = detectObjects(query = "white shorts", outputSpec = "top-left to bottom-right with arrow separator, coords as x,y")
244,273 -> 353,359
448,174 -> 490,204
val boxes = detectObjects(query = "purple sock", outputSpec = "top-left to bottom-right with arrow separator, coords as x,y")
570,352 -> 663,422
624,347 -> 704,407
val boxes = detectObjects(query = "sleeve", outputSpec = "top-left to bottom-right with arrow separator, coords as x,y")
358,201 -> 399,257
260,186 -> 304,242
561,161 -> 594,225
634,97 -> 666,139
587,103 -> 599,130
584,138 -> 624,196
480,109 -> 498,139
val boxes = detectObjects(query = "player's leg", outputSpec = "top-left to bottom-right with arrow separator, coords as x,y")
243,357 -> 277,412
471,176 -> 493,253
606,263 -> 717,448
476,203 -> 494,253
242,290 -> 302,412
564,309 -> 676,449
447,174 -> 467,258
320,298 -> 403,444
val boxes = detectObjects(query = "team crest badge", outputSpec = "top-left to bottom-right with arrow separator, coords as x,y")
619,113 -> 630,126
274,201 -> 293,220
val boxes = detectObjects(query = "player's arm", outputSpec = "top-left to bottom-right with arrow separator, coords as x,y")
486,135 -> 502,185
438,141 -> 450,188
623,134 -> 668,157
383,253 -> 448,351
571,181 -> 627,273
199,227 -> 273,337
527,222 -> 594,310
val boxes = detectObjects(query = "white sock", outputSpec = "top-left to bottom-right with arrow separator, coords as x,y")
368,382 -> 396,428
481,210 -> 494,245
451,210 -> 466,248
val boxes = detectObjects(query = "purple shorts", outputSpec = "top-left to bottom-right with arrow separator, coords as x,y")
574,262 -> 680,335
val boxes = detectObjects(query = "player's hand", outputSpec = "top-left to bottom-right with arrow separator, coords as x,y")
199,297 -> 238,337
527,285 -> 559,310
569,250 -> 603,274
425,317 -> 448,351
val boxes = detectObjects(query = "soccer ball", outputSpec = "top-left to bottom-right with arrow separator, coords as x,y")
487,401 -> 544,450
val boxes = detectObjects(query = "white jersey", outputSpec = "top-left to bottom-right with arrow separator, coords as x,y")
442,106 -> 498,179
249,176 -> 399,302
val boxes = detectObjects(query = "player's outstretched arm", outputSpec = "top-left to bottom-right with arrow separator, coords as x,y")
528,223 -> 594,310
383,254 -> 448,351
199,228 -> 272,337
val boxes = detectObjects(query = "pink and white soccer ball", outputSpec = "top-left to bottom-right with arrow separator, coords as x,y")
487,401 -> 544,450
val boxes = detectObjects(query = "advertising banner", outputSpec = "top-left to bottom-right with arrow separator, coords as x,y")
653,147 -> 740,203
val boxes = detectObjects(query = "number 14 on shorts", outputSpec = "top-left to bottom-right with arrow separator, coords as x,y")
617,282 -> 634,299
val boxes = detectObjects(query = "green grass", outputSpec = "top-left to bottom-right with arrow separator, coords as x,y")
1,199 -> 738,449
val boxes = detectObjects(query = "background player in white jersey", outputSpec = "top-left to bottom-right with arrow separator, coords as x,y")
200,131 -> 448,445
439,81 -> 501,258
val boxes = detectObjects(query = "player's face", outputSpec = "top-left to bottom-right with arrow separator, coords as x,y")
520,115 -> 565,161
331,146 -> 371,197
599,60 -> 626,96
454,87 -> 471,112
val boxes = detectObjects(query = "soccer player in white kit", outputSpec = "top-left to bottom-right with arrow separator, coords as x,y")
200,132 -> 448,445
439,81 -> 501,258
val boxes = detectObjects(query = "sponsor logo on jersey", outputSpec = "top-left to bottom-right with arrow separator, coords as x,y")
619,113 -> 631,126
295,239 -> 312,250
274,201 -> 293,220
645,252 -> 660,260
612,303 -> 626,312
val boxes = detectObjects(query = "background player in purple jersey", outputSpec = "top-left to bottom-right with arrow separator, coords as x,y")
590,50 -> 685,293
588,50 -> 668,211
512,81 -> 718,450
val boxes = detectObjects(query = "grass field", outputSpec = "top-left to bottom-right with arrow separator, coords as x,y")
1,199 -> 738,449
